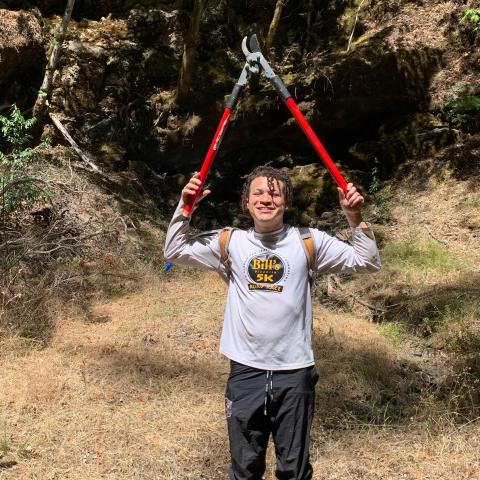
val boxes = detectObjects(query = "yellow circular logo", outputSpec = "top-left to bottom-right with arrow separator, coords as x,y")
247,254 -> 285,284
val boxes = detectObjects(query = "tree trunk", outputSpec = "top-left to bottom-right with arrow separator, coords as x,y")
301,0 -> 314,58
33,0 -> 75,121
175,0 -> 206,108
265,0 -> 286,53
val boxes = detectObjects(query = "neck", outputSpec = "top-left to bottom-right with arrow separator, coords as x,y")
253,220 -> 284,233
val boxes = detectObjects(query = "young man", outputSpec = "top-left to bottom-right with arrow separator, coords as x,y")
164,165 -> 381,480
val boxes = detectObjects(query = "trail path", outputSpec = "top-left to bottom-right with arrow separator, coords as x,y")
1,271 -> 479,479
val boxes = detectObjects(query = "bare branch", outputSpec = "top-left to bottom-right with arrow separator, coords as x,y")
265,0 -> 286,53
175,0 -> 207,106
0,177 -> 49,197
329,274 -> 388,313
347,0 -> 366,53
49,114 -> 102,173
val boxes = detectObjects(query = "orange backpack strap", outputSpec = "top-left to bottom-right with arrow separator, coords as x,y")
296,227 -> 316,271
219,227 -> 235,274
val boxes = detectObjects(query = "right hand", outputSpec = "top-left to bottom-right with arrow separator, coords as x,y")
181,173 -> 211,210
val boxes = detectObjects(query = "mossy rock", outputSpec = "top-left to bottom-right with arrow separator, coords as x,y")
350,113 -> 460,174
143,48 -> 177,85
285,163 -> 337,227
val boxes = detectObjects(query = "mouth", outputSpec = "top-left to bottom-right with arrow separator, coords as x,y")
256,207 -> 275,213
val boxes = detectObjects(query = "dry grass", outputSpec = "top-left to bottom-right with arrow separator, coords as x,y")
0,271 -> 229,479
312,423 -> 480,480
1,269 -> 479,479
1,145 -> 169,340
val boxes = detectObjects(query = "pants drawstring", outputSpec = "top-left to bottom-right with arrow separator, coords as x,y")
264,370 -> 273,415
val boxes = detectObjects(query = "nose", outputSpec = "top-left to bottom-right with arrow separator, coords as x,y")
259,193 -> 273,203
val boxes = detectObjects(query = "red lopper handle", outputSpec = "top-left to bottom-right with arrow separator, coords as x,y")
182,108 -> 233,217
284,97 -> 348,193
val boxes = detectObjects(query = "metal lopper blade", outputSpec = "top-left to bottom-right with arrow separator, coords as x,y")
241,36 -> 250,57
241,34 -> 275,79
241,34 -> 261,56
248,34 -> 261,53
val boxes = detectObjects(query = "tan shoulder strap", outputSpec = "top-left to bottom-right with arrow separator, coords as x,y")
219,227 -> 234,264
296,227 -> 316,271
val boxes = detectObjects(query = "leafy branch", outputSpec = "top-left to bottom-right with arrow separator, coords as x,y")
462,8 -> 480,34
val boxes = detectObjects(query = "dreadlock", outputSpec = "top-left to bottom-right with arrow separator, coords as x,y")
241,165 -> 293,211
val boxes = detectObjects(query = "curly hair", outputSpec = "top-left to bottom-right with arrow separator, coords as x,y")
241,165 -> 293,211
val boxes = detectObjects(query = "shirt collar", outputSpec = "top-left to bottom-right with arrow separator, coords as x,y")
252,225 -> 289,243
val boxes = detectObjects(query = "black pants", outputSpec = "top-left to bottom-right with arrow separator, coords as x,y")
225,361 -> 318,480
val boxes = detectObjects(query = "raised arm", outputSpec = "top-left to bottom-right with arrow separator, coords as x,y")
314,183 -> 381,274
181,173 -> 212,213
163,174 -> 220,271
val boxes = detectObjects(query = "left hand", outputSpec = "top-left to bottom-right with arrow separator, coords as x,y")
338,183 -> 364,213
338,183 -> 367,228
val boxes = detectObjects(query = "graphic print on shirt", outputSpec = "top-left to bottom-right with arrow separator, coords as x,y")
245,251 -> 290,293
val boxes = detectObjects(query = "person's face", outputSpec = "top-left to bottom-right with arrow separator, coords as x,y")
246,176 -> 286,232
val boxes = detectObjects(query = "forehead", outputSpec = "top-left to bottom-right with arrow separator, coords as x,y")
249,176 -> 284,192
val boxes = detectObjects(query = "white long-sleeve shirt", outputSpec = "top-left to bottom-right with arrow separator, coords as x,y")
164,200 -> 381,370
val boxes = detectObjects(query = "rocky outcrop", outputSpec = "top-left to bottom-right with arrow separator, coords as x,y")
48,10 -> 184,170
1,1 -> 477,226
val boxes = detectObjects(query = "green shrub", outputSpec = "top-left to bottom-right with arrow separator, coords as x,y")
0,105 -> 49,214
368,163 -> 392,223
462,8 -> 480,34
421,303 -> 461,335
445,95 -> 480,132
379,321 -> 407,344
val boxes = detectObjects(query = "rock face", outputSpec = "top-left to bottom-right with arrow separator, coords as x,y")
48,10 -> 183,170
0,9 -> 45,109
1,1 -> 478,225
1,0 -> 167,19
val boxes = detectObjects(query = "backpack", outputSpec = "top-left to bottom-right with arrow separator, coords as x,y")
218,227 -> 316,281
